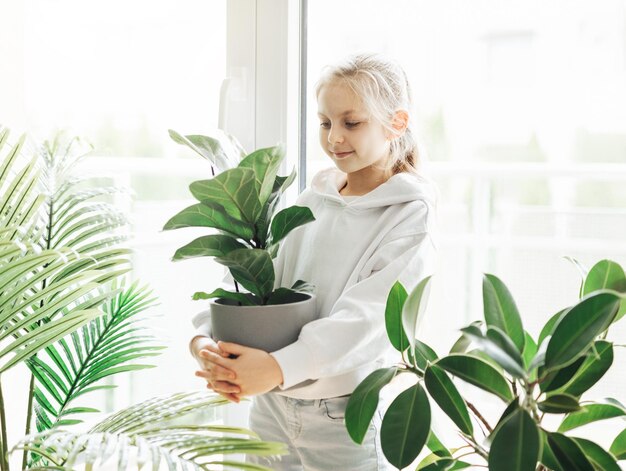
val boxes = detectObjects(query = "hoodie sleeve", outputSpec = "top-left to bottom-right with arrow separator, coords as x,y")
270,230 -> 437,390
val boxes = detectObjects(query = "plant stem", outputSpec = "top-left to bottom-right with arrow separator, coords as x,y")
466,401 -> 493,434
0,377 -> 10,471
21,373 -> 35,469
233,280 -> 242,306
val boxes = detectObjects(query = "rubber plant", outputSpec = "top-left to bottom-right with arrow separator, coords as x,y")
0,128 -> 285,470
164,129 -> 315,306
345,259 -> 626,471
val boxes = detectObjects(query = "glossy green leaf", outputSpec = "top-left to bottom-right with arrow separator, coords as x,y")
411,339 -> 439,371
482,273 -> 524,352
436,354 -> 513,402
572,437 -> 621,471
173,234 -> 248,261
192,289 -> 256,306
538,308 -> 568,346
546,432 -> 595,471
488,407 -> 540,471
270,206 -> 315,245
538,394 -> 581,414
522,331 -> 538,371
189,168 -> 261,223
461,324 -> 526,378
544,291 -> 620,371
540,429 -> 563,471
424,365 -> 473,435
385,282 -> 410,352
426,431 -> 451,457
402,275 -> 432,353
583,259 -> 626,322
215,249 -> 275,300
561,340 -> 613,397
163,201 -> 254,241
345,367 -> 397,444
381,382 -> 431,469
540,356 -> 585,394
609,428 -> 626,460
558,403 -> 626,432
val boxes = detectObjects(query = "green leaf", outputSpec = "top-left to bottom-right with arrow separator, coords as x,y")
345,367 -> 398,444
238,145 -> 285,208
540,356 -> 585,394
269,206 -> 315,245
168,129 -> 241,170
482,273 -> 525,352
546,432 -> 595,471
192,289 -> 256,306
385,282 -> 410,352
583,259 -> 626,322
265,288 -> 309,305
290,280 -> 315,294
544,291 -> 620,371
189,168 -> 262,223
402,276 -> 432,353
572,437 -> 621,471
162,201 -> 254,241
558,403 -> 626,432
460,324 -> 526,378
215,249 -> 275,300
609,428 -> 626,460
561,340 -> 613,397
381,382 -> 431,469
424,365 -> 473,435
538,394 -> 581,414
173,235 -> 247,261
426,431 -> 451,457
488,407 -> 540,471
540,429 -> 563,471
410,339 -> 439,371
538,308 -> 568,346
436,354 -> 513,402
522,331 -> 538,371
416,456 -> 456,470
565,256 -> 589,298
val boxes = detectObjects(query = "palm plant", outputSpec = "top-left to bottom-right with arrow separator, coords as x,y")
345,258 -> 626,470
11,391 -> 286,470
0,127 -> 285,470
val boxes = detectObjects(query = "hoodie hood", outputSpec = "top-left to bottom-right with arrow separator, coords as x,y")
310,167 -> 437,210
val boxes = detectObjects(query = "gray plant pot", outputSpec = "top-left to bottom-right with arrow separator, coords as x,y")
210,293 -> 317,352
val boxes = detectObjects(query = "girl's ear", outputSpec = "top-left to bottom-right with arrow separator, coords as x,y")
388,110 -> 409,139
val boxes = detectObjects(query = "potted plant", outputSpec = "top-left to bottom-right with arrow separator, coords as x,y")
163,130 -> 316,352
0,128 -> 285,470
345,258 -> 626,470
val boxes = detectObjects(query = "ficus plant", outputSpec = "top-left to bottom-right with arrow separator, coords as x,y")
163,130 -> 315,306
345,259 -> 626,471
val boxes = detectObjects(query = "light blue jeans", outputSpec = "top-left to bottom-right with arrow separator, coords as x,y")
246,393 -> 391,470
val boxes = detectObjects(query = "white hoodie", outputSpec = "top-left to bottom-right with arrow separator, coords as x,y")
193,167 -> 437,400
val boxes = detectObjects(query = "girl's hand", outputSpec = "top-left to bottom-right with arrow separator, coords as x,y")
190,336 -> 241,403
210,341 -> 284,397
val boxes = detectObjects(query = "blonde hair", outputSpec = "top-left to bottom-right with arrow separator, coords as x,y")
315,53 -> 420,175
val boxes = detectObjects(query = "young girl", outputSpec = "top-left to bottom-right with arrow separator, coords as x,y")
190,53 -> 437,470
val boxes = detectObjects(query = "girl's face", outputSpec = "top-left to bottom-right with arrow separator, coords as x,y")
317,82 -> 391,175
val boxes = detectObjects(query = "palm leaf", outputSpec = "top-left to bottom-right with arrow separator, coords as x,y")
11,392 -> 287,470
29,280 -> 161,429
